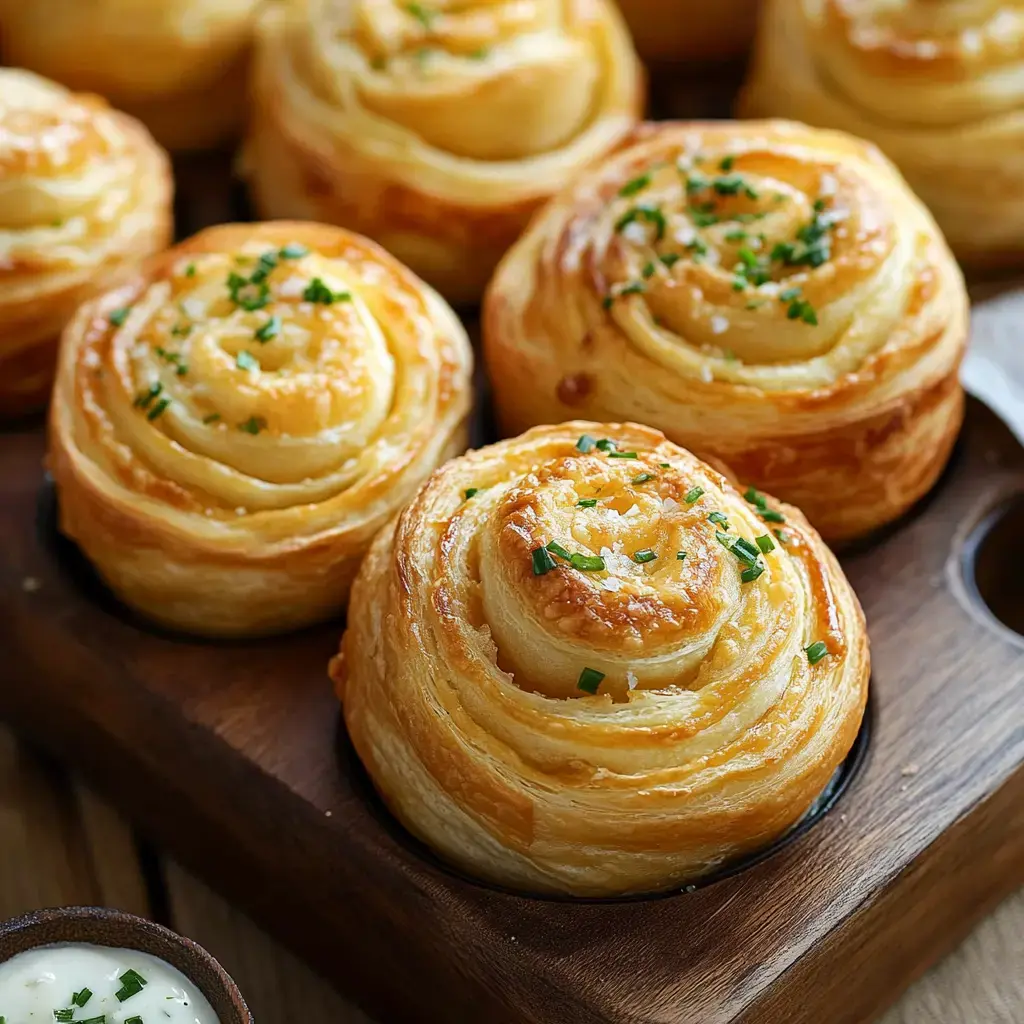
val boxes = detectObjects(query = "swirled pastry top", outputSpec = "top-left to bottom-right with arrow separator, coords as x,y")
488,120 -> 964,429
337,421 -> 870,896
812,0 -> 1024,126
257,0 -> 641,192
0,69 -> 171,307
0,0 -> 261,100
59,222 -> 472,550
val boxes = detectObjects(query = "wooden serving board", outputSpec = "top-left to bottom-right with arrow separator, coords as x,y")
1,374 -> 1023,1024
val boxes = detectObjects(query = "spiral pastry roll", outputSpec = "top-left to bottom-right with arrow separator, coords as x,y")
740,0 -> 1024,264
49,222 -> 473,637
0,0 -> 262,150
335,421 -> 869,897
484,120 -> 968,542
245,0 -> 643,305
0,70 -> 172,418
616,0 -> 759,64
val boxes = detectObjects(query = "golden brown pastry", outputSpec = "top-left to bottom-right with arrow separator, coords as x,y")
740,0 -> 1024,265
617,0 -> 759,64
0,0 -> 262,150
0,69 -> 172,419
245,0 -> 644,305
483,120 -> 968,542
334,421 -> 870,897
49,221 -> 473,637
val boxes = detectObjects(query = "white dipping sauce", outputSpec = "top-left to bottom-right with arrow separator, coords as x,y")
0,943 -> 220,1023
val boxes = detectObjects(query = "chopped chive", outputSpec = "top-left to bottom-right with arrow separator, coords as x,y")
546,540 -> 572,561
467,46 -> 490,59
577,498 -> 598,507
744,486 -> 767,509
577,667 -> 605,694
255,314 -> 281,342
54,1010 -> 74,1022
641,262 -> 657,279
761,509 -> 786,523
660,253 -> 681,268
614,204 -> 666,240
115,968 -> 147,1003
279,243 -> 309,259
805,640 -> 829,665
185,263 -> 196,277
608,451 -> 638,459
576,434 -> 598,452
569,553 -> 605,572
236,350 -> 259,371
755,534 -> 775,554
78,1018 -> 106,1024
774,528 -> 789,544
249,250 -> 279,283
725,228 -> 746,242
134,381 -> 162,408
779,286 -> 801,302
532,546 -> 557,575
146,397 -> 170,421
719,155 -> 735,171
464,488 -> 481,499
708,511 -> 729,527
659,462 -> 671,468
203,412 -> 221,424
676,551 -> 687,560
741,562 -> 765,583
632,472 -> 655,484
684,486 -> 704,503
303,277 -> 350,304
619,173 -> 651,197
715,531 -> 759,568
405,1 -> 437,27
72,989 -> 93,1008
633,549 -> 657,564
170,322 -> 191,338
125,1018 -> 143,1024
238,415 -> 267,435
618,281 -> 646,299
787,298 -> 818,325
227,271 -> 270,311
108,307 -> 130,327
595,438 -> 617,452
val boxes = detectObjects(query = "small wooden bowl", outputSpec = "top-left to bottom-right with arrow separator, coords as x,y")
0,906 -> 252,1024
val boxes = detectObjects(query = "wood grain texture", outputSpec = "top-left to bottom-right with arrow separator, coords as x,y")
0,379 -> 1022,1023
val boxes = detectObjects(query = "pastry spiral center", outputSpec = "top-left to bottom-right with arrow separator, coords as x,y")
477,441 -> 786,700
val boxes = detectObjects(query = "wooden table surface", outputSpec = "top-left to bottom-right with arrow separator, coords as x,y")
0,724 -> 1020,1023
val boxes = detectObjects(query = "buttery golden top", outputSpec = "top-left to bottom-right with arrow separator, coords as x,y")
59,221 -> 471,545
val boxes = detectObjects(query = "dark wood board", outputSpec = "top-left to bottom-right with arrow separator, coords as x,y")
2,380 -> 1023,1023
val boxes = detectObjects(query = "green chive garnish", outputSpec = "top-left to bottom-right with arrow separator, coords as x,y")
125,1018 -> 144,1024
78,1018 -> 106,1024
577,498 -> 598,507
641,262 -> 657,279
577,667 -> 605,694
805,641 -> 829,665
238,415 -> 267,435
54,1010 -> 74,1021
546,540 -> 572,561
676,551 -> 687,560
660,253 -> 681,268
72,989 -> 92,1008
108,307 -> 130,327
761,509 -> 786,523
576,434 -> 597,452
203,412 -> 221,424
744,486 -> 767,509
708,511 -> 729,527
755,534 -> 775,554
633,549 -> 657,563
279,243 -> 308,260
684,486 -> 704,503
146,398 -> 170,422
741,563 -> 765,583
719,155 -> 735,171
595,438 -> 617,452
774,528 -> 788,544
255,315 -> 281,342
569,553 -> 605,572
236,350 -> 259,371
632,472 -> 655,484
134,381 -> 162,408
619,173 -> 651,197
115,968 -> 147,1003
405,2 -> 437,27
659,462 -> 671,468
608,451 -> 638,459
303,277 -> 350,304
227,272 -> 270,311
715,531 -> 759,567
532,546 -> 557,575
464,488 -> 480,499
185,263 -> 196,277
614,204 -> 666,240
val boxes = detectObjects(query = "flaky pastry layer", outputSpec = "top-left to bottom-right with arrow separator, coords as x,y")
484,120 -> 967,541
334,421 -> 869,896
0,69 -> 172,417
244,0 -> 643,304
50,221 -> 473,636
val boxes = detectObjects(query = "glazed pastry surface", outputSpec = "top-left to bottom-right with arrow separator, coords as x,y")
740,0 -> 1024,264
50,222 -> 473,636
246,0 -> 643,304
0,69 -> 172,417
484,120 -> 968,541
617,0 -> 759,63
0,0 -> 262,150
335,421 -> 870,897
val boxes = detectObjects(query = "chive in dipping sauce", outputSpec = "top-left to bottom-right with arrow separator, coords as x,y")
0,944 -> 218,1023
